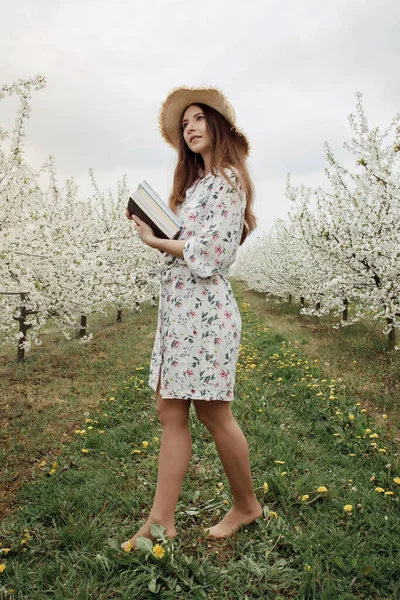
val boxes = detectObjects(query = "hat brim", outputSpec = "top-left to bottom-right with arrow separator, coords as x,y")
158,85 -> 250,157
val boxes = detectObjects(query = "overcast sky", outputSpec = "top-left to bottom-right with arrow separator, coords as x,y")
1,0 -> 399,249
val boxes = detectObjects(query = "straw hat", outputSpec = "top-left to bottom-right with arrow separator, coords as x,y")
158,85 -> 250,156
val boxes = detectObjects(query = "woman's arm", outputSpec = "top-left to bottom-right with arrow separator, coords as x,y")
150,237 -> 185,258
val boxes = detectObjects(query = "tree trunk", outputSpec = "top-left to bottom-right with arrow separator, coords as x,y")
301,296 -> 305,307
316,301 -> 321,311
12,293 -> 35,362
386,317 -> 396,351
80,315 -> 87,338
288,294 -> 292,304
116,309 -> 122,323
343,298 -> 348,322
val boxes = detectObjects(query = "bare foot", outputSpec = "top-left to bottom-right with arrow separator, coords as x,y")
121,519 -> 177,552
204,502 -> 263,539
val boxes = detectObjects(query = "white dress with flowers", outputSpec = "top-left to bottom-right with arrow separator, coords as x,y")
148,167 -> 246,401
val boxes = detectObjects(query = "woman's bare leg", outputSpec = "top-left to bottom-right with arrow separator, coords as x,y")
193,399 -> 262,539
121,386 -> 192,550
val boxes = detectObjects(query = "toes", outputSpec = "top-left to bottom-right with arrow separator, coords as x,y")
121,540 -> 136,552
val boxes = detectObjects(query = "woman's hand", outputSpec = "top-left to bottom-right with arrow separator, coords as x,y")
127,212 -> 157,248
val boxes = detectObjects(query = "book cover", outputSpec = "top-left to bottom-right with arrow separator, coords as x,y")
140,181 -> 182,228
127,195 -> 182,240
132,191 -> 170,237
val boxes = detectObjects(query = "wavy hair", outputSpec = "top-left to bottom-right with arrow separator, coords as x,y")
168,102 -> 257,245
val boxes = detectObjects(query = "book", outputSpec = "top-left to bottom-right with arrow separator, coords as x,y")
127,180 -> 182,240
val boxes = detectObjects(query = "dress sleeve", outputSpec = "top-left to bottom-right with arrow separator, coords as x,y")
182,169 -> 246,279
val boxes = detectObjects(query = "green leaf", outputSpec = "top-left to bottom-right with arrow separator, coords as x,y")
150,523 -> 166,539
148,578 -> 159,594
136,536 -> 154,553
105,537 -> 121,551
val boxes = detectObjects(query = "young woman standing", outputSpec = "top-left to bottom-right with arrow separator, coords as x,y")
122,86 -> 260,551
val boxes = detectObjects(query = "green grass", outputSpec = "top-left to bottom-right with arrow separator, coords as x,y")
0,282 -> 399,599
0,302 -> 158,517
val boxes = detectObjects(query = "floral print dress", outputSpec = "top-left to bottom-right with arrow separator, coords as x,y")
148,167 -> 246,401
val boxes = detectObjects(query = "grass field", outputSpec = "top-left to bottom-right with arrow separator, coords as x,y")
0,280 -> 399,599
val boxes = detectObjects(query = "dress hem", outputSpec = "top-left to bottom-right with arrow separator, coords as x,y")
148,381 -> 234,402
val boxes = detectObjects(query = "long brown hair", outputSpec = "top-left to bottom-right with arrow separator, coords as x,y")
168,102 -> 257,245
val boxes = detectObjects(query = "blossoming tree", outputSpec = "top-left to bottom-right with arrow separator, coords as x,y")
0,75 -> 162,359
235,93 -> 400,350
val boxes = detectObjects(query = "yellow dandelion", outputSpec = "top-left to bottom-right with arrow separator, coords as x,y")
301,494 -> 310,501
369,433 -> 379,439
393,477 -> 400,485
305,564 -> 311,572
123,540 -> 132,552
0,564 -> 6,573
99,430 -> 105,434
216,482 -> 224,489
263,482 -> 269,494
378,448 -> 387,453
142,441 -> 149,448
333,433 -> 341,437
270,511 -> 278,519
274,460 -> 285,465
385,491 -> 394,496
281,471 -> 288,476
382,414 -> 388,420
344,504 -> 353,513
152,543 -> 165,559
81,448 -> 89,454
109,397 -> 115,401
154,437 -> 159,442
375,487 -> 385,493
258,408 -> 263,413
0,549 -> 11,555
361,409 -> 366,413
370,475 -> 376,482
131,449 -> 141,454
317,486 -> 328,493
49,469 -> 56,476
349,415 -> 355,421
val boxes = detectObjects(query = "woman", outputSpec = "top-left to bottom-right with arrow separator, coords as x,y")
121,86 -> 261,551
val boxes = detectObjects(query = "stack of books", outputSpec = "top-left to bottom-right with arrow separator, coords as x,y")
127,180 -> 182,240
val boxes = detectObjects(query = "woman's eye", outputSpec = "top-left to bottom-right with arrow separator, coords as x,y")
183,115 -> 203,130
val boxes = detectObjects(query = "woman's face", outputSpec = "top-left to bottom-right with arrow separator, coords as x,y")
182,104 -> 212,155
